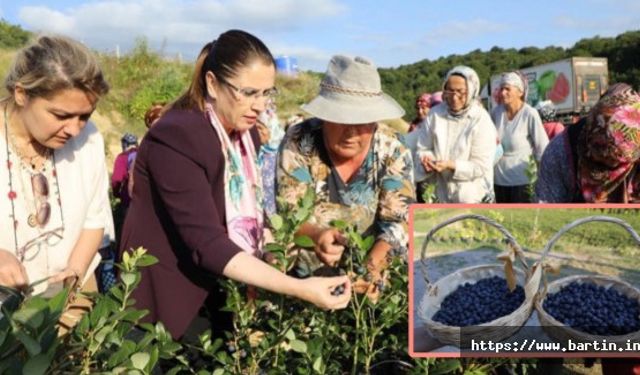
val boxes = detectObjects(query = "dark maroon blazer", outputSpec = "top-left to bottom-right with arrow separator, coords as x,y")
119,107 -> 260,338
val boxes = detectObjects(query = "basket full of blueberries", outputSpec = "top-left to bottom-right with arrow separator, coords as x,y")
535,216 -> 640,345
418,214 -> 542,348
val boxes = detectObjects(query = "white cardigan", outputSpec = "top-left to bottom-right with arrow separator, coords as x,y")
492,104 -> 549,186
0,122 -> 109,294
414,103 -> 497,203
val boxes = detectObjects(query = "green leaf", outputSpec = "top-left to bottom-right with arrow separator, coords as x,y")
121,272 -> 136,287
107,340 -> 137,368
47,289 -> 68,313
21,353 -> 51,375
290,339 -> 307,354
146,346 -> 159,372
431,359 -> 462,375
264,243 -> 285,253
212,369 -> 225,375
293,235 -> 314,248
312,356 -> 324,373
122,251 -> 131,266
293,208 -> 310,223
12,308 -> 44,330
362,235 -> 375,252
330,220 -> 347,230
121,309 -> 148,323
284,328 -> 296,341
270,215 -> 283,231
16,331 -> 41,356
94,325 -> 112,344
301,187 -> 315,209
136,254 -> 158,267
130,352 -> 150,370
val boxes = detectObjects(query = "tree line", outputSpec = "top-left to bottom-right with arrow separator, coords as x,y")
379,30 -> 640,120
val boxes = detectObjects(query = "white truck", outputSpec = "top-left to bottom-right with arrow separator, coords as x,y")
482,57 -> 608,121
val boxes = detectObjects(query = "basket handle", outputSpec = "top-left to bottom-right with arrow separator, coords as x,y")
539,215 -> 640,264
419,213 -> 527,288
537,215 -> 640,297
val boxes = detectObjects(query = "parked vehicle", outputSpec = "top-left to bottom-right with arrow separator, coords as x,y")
481,57 -> 608,123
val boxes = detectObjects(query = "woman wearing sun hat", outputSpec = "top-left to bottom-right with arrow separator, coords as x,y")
276,55 -> 415,294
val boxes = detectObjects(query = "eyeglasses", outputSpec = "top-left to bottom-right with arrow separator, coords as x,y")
443,89 -> 467,98
218,77 -> 278,103
17,227 -> 64,262
30,173 -> 51,228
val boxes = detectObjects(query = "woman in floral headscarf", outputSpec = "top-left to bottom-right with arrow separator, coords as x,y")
414,65 -> 496,203
535,83 -> 640,203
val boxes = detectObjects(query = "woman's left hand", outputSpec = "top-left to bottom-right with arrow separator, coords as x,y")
432,160 -> 455,172
48,267 -> 81,285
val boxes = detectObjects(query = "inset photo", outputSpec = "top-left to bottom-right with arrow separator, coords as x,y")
409,205 -> 640,358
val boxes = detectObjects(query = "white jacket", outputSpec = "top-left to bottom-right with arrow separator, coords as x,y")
415,103 -> 497,203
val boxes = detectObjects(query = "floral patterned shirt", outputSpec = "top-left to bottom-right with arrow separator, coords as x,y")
276,119 -> 415,269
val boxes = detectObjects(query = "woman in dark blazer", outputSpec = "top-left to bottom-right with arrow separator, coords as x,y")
120,30 -> 350,339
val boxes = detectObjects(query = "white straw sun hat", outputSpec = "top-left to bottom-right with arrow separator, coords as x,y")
302,55 -> 405,124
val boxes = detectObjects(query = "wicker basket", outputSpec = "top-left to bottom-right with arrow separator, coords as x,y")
535,215 -> 640,346
418,214 -> 541,348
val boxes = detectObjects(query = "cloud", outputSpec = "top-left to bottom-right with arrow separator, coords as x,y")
552,14 -> 640,37
17,0 -> 346,59
425,18 -> 510,43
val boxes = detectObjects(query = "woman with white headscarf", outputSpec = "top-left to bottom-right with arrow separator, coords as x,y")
492,71 -> 549,203
415,66 -> 496,203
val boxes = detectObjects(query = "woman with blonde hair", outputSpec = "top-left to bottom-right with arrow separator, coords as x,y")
0,35 -> 111,299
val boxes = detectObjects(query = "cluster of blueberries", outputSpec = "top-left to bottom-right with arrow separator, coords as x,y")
432,276 -> 526,327
315,264 -> 385,296
543,281 -> 640,336
331,284 -> 347,296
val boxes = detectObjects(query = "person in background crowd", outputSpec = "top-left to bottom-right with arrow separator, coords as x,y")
144,102 -> 165,129
111,133 -> 138,208
111,132 -> 137,246
535,100 -> 565,140
119,29 -> 350,339
415,65 -> 496,203
492,71 -> 549,203
277,55 -> 415,299
408,92 -> 444,134
429,91 -> 443,108
535,83 -> 640,203
409,93 -> 432,133
0,35 -> 111,331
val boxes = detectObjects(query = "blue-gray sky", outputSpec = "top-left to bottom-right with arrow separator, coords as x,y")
1,0 -> 639,72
